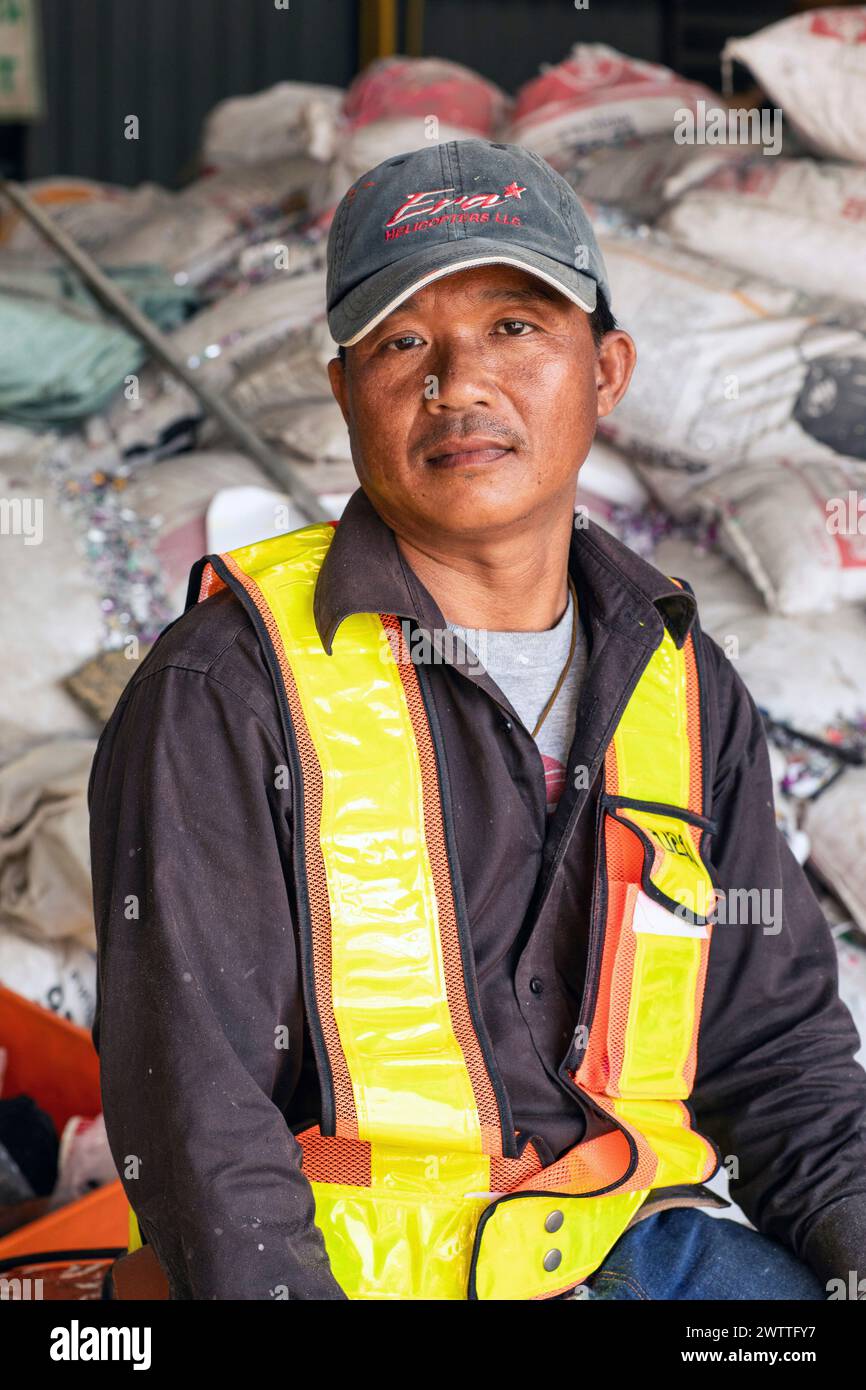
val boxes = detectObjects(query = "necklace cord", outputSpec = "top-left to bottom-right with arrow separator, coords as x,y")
530,575 -> 578,740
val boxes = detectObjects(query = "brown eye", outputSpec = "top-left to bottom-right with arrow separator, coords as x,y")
385,335 -> 422,351
498,320 -> 534,336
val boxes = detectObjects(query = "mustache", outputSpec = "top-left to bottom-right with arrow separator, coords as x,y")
417,416 -> 525,457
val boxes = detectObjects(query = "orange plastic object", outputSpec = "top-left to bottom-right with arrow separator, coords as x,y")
0,984 -> 127,1258
0,1181 -> 127,1258
0,983 -> 100,1131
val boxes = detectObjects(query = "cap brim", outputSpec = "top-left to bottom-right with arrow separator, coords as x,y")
329,237 -> 599,347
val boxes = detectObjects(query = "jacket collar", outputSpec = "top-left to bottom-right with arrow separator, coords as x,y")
313,486 -> 697,656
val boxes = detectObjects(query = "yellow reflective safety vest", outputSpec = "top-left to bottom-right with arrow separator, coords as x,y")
128,520 -> 720,1299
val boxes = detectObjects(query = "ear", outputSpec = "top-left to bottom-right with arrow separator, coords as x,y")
595,330 -> 637,419
327,356 -> 350,426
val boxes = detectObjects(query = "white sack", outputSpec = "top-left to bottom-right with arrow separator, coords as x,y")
807,769 -> 866,934
578,438 -> 650,509
600,231 -> 866,478
201,82 -> 344,169
0,927 -> 96,1029
551,136 -> 750,222
508,44 -> 713,161
98,158 -> 330,285
318,55 -> 510,217
653,536 -> 866,731
0,739 -> 97,949
702,460 -> 866,615
0,432 -> 102,761
724,8 -> 866,163
102,269 -> 327,457
0,178 -> 172,263
659,156 -> 866,303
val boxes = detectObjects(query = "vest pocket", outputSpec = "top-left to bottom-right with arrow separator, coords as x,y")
309,1180 -> 491,1300
579,801 -> 716,1102
613,802 -> 715,923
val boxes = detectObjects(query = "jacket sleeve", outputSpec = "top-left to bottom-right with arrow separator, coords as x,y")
88,653 -> 347,1300
690,632 -> 866,1291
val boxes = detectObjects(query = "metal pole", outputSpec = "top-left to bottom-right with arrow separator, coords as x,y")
406,0 -> 424,57
360,0 -> 398,67
0,176 -> 330,523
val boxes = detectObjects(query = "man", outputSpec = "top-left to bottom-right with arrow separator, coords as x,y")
91,139 -> 866,1301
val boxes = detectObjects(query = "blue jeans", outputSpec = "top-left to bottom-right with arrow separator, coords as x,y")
573,1208 -> 825,1300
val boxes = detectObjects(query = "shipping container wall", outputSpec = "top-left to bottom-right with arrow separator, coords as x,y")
14,0 -> 798,187
22,0 -> 359,187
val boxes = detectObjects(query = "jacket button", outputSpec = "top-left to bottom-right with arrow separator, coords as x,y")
545,1210 -> 564,1233
530,977 -> 544,995
543,1249 -> 562,1272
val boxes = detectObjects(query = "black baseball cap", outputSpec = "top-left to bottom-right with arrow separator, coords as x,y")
326,138 -> 612,346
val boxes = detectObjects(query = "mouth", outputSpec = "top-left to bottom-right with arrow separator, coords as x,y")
425,437 -> 514,468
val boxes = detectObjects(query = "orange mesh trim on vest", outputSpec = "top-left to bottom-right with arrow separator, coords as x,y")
666,577 -> 703,843
198,561 -> 227,602
296,1127 -> 371,1186
683,634 -> 703,817
511,1128 -> 642,1195
219,553 -> 359,1142
682,840 -> 712,1095
580,881 -> 619,1095
489,1141 -> 545,1191
604,738 -> 619,799
605,888 -> 639,1099
585,1098 -> 660,1189
381,614 -> 505,1159
604,807 -> 644,883
577,816 -> 642,1095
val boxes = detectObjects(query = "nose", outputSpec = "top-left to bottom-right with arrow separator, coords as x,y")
424,335 -> 496,412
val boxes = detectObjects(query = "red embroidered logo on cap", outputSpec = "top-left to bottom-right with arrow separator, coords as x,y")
384,184 -> 526,240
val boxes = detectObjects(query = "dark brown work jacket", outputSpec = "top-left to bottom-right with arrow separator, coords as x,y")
89,485 -> 866,1299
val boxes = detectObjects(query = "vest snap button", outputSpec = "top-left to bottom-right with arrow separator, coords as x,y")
543,1248 -> 562,1272
530,977 -> 544,995
545,1209 -> 564,1233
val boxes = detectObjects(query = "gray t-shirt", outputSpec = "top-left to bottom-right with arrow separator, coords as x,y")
446,586 -> 587,814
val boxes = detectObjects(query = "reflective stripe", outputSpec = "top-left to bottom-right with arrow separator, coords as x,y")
221,527 -> 504,1156
608,623 -> 692,808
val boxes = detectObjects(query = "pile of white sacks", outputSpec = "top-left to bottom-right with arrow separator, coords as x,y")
0,10 -> 864,1042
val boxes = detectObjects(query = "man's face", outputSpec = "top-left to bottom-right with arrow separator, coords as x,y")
327,263 -> 635,543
